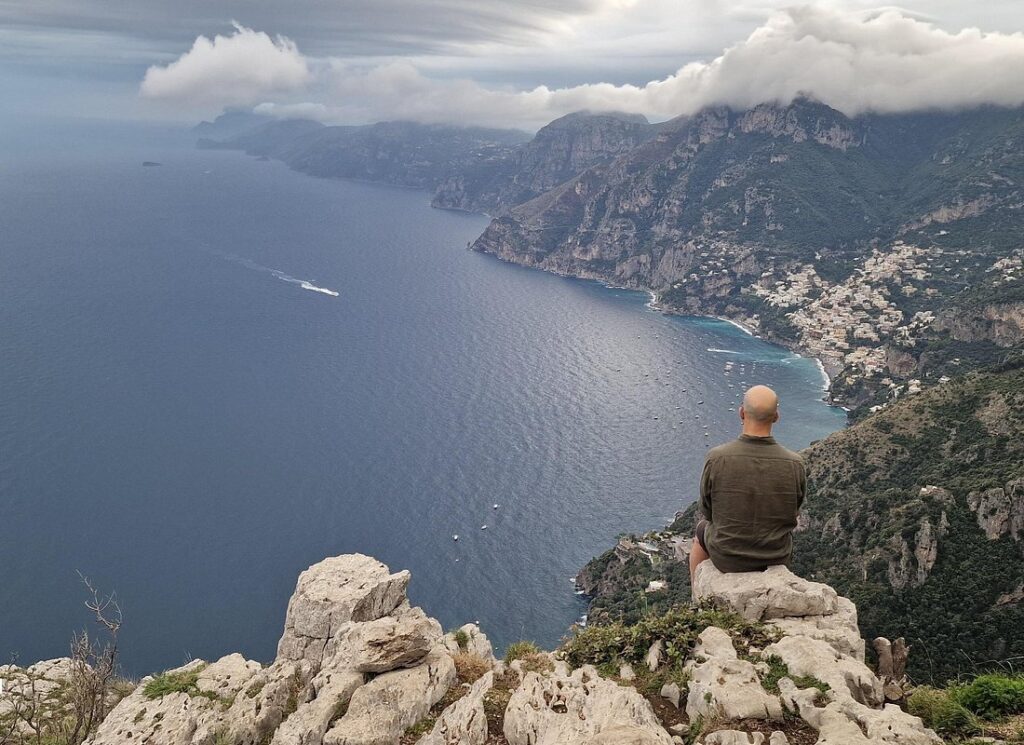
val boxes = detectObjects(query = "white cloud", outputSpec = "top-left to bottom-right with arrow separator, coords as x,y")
140,23 -> 310,106
149,6 -> 1024,127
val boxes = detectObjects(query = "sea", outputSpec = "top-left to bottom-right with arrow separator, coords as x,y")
0,121 -> 848,675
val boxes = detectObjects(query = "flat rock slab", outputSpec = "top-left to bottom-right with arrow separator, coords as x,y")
693,564 -> 838,621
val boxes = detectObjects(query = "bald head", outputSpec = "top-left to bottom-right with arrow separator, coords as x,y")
741,385 -> 779,429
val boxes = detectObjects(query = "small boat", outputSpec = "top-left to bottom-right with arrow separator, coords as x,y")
493,504 -> 499,509
480,525 -> 488,530
453,535 -> 459,541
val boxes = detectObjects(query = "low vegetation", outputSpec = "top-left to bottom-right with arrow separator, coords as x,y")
909,672 -> 1024,740
560,605 -> 779,670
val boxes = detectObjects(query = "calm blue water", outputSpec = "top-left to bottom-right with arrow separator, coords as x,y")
0,129 -> 846,675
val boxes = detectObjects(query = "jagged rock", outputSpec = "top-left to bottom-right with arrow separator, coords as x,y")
686,627 -> 784,722
620,663 -> 636,681
660,682 -> 681,708
503,665 -> 672,745
278,554 -> 411,664
705,732 -> 765,745
417,671 -> 493,745
195,653 -> 263,699
887,516 -> 946,589
442,623 -> 495,662
694,563 -> 864,660
967,478 -> 1024,541
269,670 -> 364,745
778,677 -> 941,744
324,648 -> 455,745
872,638 -> 910,703
341,609 -> 440,673
769,733 -> 789,745
764,635 -> 883,706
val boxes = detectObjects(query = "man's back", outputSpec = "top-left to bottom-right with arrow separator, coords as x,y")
699,434 -> 806,573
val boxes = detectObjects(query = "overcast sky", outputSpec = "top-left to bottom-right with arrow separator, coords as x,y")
2,0 -> 1024,129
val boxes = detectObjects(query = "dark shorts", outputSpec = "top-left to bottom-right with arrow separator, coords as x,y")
695,520 -> 709,552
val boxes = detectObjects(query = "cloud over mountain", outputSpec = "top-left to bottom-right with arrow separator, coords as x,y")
146,6 -> 1024,127
140,23 -> 310,106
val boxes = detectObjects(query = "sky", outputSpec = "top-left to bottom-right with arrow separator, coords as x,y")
2,0 -> 1024,130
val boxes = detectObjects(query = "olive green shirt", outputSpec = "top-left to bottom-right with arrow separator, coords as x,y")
699,434 -> 807,573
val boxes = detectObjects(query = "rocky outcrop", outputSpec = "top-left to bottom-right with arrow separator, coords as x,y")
33,552 -> 948,745
886,515 -> 947,589
935,301 -> 1024,347
693,563 -> 864,660
967,477 -> 1024,541
86,555 -> 680,745
691,562 -> 940,745
89,554 -> 452,745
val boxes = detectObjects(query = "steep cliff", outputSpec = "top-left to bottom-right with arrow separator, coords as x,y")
431,111 -> 656,214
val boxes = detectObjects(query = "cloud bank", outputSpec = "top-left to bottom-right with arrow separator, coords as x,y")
140,23 -> 310,106
145,6 -> 1024,127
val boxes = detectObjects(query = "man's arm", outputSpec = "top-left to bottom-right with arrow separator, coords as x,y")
796,459 -> 807,510
700,458 -> 714,521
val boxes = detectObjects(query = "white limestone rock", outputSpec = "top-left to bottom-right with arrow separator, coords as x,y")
778,677 -> 941,745
503,665 -> 672,745
694,563 -> 863,661
764,635 -> 882,706
323,647 -> 456,745
336,607 -> 441,673
693,564 -> 837,621
685,628 -> 783,722
417,671 -> 493,745
767,596 -> 864,661
278,554 -> 411,665
442,623 -> 495,662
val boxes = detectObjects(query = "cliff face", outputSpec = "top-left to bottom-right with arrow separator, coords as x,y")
431,111 -> 655,214
577,361 -> 1024,682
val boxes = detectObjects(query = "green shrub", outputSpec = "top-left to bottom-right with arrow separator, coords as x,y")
504,641 -> 542,664
452,629 -> 470,651
907,686 -> 981,736
759,655 -> 829,703
953,673 -> 1024,720
560,606 -> 778,669
143,667 -> 205,700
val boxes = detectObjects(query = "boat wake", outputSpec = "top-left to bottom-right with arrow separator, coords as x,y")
218,253 -> 340,298
706,347 -> 741,354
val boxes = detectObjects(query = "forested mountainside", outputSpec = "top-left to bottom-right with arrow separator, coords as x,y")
197,118 -> 530,190
576,357 -> 1024,682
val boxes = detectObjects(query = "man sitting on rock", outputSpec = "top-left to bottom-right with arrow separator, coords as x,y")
689,385 -> 807,583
